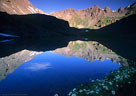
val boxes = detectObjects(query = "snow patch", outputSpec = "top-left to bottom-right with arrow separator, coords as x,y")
12,9 -> 17,13
0,33 -> 19,37
112,10 -> 116,12
127,5 -> 130,8
29,52 -> 42,56
2,3 -> 9,8
17,6 -> 26,14
84,38 -> 88,41
27,6 -> 36,13
85,29 -> 89,32
0,39 -> 14,43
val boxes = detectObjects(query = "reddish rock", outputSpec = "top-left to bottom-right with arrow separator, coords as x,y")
51,2 -> 136,28
118,7 -> 124,12
104,7 -> 111,13
0,0 -> 46,14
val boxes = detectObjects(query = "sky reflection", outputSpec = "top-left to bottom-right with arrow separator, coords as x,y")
27,63 -> 51,71
0,51 -> 121,96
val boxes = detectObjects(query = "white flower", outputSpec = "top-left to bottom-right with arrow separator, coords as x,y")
116,80 -> 118,82
109,82 -> 112,85
54,94 -> 59,96
87,89 -> 90,92
83,89 -> 87,91
90,90 -> 94,93
116,75 -> 120,79
96,89 -> 99,92
86,92 -> 90,95
102,83 -> 104,86
111,90 -> 116,95
79,90 -> 83,93
68,92 -> 72,96
103,86 -> 109,90
73,88 -> 76,92
71,93 -> 77,96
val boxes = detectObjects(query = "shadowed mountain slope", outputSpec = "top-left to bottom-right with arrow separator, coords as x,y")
0,12 -> 136,61
0,12 -> 74,40
85,14 -> 136,60
99,14 -> 136,35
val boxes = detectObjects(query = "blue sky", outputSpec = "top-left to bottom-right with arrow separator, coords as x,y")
29,0 -> 136,13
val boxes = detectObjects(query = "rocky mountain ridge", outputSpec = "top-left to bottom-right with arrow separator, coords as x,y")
0,0 -> 46,14
0,0 -> 135,29
52,41 -> 128,65
0,50 -> 42,81
51,2 -> 136,29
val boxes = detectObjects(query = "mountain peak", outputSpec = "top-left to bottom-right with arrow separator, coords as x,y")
0,0 -> 46,14
65,8 -> 75,12
104,7 -> 111,13
93,5 -> 100,8
118,7 -> 124,12
90,5 -> 100,9
131,2 -> 136,7
67,8 -> 75,11
129,2 -> 136,10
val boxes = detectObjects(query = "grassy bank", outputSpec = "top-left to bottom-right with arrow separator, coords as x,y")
68,65 -> 136,96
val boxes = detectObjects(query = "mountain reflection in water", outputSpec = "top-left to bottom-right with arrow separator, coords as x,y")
0,40 -> 128,96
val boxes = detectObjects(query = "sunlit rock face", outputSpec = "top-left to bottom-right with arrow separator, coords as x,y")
52,41 -> 128,65
0,0 -> 46,14
51,5 -> 119,27
0,50 -> 42,80
51,2 -> 136,28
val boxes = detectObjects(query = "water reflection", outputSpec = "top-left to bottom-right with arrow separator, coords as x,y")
0,40 -> 128,96
27,63 -> 51,71
0,50 -> 42,80
52,40 -> 128,65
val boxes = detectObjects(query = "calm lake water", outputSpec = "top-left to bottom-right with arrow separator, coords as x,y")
0,41 -> 123,96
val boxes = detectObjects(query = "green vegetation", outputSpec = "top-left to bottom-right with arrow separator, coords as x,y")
98,45 -> 114,54
89,41 -> 116,55
70,17 -> 89,28
88,26 -> 94,29
118,16 -> 124,19
68,66 -> 136,96
95,16 -> 123,28
68,41 -> 87,51
68,41 -> 117,55
126,8 -> 136,16
101,16 -> 111,26
67,15 -> 124,29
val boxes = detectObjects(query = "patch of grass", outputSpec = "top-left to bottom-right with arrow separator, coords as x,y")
102,17 -> 111,25
98,45 -> 111,54
68,66 -> 136,96
70,17 -> 89,28
88,26 -> 94,29
126,8 -> 136,16
68,42 -> 87,51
